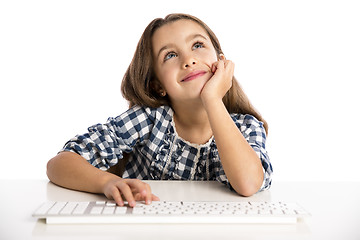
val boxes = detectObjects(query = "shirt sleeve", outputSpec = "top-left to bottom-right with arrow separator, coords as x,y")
231,114 -> 273,192
60,106 -> 154,170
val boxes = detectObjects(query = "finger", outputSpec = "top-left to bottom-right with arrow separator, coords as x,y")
117,181 -> 136,207
212,60 -> 224,74
143,183 -> 153,205
223,60 -> 234,77
211,62 -> 218,73
229,61 -> 235,77
133,181 -> 152,204
223,59 -> 233,69
126,179 -> 149,195
103,180 -> 125,206
152,194 -> 160,201
133,190 -> 160,203
226,62 -> 235,88
126,180 -> 158,204
125,179 -> 150,205
110,186 -> 125,206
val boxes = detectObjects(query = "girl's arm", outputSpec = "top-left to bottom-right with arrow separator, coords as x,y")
201,59 -> 264,196
47,107 -> 162,206
47,151 -> 159,207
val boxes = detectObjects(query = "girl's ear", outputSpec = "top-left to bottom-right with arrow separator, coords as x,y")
151,79 -> 167,97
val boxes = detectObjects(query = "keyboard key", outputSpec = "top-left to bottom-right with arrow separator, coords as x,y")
73,202 -> 89,215
132,208 -> 145,215
60,202 -> 78,215
102,207 -> 115,215
106,202 -> 116,207
34,202 -> 55,215
115,206 -> 127,214
48,202 -> 66,215
90,206 -> 103,215
271,209 -> 285,215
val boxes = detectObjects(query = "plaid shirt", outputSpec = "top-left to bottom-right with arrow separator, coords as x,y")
61,105 -> 272,191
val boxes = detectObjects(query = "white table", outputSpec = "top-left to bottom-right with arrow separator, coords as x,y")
1,180 -> 360,240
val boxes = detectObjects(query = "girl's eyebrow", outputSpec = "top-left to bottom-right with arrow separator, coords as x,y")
156,33 -> 208,59
185,33 -> 207,43
157,44 -> 176,59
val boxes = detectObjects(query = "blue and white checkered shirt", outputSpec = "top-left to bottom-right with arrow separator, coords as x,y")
61,105 -> 272,191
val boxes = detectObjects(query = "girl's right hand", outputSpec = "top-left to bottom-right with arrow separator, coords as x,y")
201,55 -> 234,105
102,178 -> 160,207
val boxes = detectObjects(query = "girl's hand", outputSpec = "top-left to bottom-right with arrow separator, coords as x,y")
201,55 -> 234,104
103,178 -> 160,207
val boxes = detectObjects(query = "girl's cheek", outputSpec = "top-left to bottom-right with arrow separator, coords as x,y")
208,52 -> 219,68
163,69 -> 177,85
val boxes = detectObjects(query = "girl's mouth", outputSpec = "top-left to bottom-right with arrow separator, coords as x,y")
181,70 -> 207,82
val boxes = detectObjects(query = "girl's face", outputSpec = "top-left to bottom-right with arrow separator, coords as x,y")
152,19 -> 218,103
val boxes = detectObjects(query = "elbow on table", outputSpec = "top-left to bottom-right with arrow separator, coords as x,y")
236,187 -> 258,197
46,152 -> 68,181
46,156 -> 56,181
231,180 -> 263,197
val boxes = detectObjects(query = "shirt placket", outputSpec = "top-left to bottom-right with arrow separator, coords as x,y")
160,135 -> 177,180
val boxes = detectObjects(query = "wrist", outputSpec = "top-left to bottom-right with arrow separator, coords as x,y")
98,171 -> 121,193
201,94 -> 223,111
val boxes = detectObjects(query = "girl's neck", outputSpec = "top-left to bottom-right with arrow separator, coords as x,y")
171,100 -> 213,145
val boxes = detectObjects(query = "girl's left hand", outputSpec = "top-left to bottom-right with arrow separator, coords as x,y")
200,55 -> 235,104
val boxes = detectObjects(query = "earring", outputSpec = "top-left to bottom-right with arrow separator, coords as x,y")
160,90 -> 166,97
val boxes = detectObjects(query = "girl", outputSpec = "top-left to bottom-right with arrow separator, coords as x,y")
47,13 -> 273,207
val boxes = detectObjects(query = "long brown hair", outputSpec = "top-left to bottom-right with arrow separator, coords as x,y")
121,13 -> 268,134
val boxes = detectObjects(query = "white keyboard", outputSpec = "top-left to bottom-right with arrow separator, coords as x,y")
33,200 -> 310,224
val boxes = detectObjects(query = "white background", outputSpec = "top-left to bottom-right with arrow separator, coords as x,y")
1,0 -> 359,181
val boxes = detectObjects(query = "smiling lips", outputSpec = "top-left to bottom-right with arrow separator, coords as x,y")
181,70 -> 207,82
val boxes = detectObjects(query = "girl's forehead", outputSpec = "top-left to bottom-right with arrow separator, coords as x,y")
152,19 -> 210,50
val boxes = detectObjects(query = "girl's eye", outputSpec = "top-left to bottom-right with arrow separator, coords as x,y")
164,52 -> 177,61
193,42 -> 204,50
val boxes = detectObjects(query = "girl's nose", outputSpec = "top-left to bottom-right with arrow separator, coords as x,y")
183,55 -> 197,69
184,62 -> 196,68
